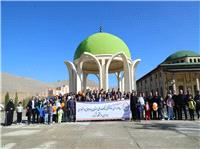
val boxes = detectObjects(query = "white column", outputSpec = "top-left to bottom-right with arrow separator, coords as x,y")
101,59 -> 108,91
115,72 -> 120,90
172,79 -> 176,93
82,73 -> 88,92
65,61 -> 77,93
196,78 -> 200,91
119,72 -> 124,92
132,59 -> 141,91
119,79 -> 122,91
69,69 -> 73,92
121,76 -> 124,92
172,74 -> 176,93
76,61 -> 83,93
124,62 -> 131,92
183,74 -> 187,93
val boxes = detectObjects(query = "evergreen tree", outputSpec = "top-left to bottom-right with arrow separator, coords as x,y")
22,99 -> 26,109
5,92 -> 9,106
14,92 -> 19,107
23,97 -> 30,109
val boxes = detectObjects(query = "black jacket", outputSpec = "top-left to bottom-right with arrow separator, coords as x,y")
6,101 -> 15,112
130,94 -> 137,110
177,94 -> 187,106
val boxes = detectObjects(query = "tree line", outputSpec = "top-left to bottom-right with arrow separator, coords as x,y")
4,92 -> 30,109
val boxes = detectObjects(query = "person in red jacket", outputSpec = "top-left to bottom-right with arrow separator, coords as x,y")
145,101 -> 151,120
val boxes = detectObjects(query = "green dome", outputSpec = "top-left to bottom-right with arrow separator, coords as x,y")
74,32 -> 131,60
165,50 -> 200,61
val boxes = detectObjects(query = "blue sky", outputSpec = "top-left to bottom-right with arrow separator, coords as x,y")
2,1 -> 200,87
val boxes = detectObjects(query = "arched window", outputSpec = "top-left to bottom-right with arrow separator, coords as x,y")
190,59 -> 192,63
194,59 -> 197,63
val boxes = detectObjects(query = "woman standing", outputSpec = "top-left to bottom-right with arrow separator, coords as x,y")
5,99 -> 15,126
166,94 -> 174,120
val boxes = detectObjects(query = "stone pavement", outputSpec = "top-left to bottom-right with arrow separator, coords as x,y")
1,120 -> 200,149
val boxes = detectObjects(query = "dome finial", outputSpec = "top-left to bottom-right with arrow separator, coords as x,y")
99,25 -> 103,32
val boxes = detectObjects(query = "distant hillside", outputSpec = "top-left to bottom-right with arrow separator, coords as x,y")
1,72 -> 51,93
47,79 -> 98,88
0,72 -> 98,103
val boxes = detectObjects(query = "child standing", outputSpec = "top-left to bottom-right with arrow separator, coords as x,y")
52,103 -> 57,123
188,95 -> 196,120
57,107 -> 63,123
145,101 -> 150,120
16,102 -> 23,124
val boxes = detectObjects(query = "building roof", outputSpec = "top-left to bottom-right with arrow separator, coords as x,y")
136,62 -> 200,82
160,63 -> 200,72
74,32 -> 131,60
165,50 -> 200,62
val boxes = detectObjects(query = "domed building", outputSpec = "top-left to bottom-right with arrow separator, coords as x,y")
137,50 -> 200,97
65,32 -> 141,93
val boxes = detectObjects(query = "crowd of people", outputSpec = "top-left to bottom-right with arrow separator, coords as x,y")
4,94 -> 76,126
130,90 -> 200,121
4,88 -> 200,126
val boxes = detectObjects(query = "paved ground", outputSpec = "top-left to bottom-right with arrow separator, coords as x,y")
1,120 -> 200,149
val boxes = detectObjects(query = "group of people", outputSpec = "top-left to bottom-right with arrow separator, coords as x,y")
25,94 -> 76,125
77,88 -> 131,102
130,90 -> 200,121
4,88 -> 200,126
4,94 -> 76,126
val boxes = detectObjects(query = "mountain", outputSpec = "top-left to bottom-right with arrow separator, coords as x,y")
0,72 -> 98,103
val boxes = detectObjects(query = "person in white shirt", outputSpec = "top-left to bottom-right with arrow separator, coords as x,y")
138,92 -> 145,119
16,102 -> 23,124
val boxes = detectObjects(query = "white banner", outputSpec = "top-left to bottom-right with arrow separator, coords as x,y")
76,100 -> 130,121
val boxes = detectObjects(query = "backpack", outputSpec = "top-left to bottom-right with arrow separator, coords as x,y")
188,100 -> 196,110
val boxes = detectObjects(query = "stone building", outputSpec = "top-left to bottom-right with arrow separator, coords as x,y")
137,50 -> 200,97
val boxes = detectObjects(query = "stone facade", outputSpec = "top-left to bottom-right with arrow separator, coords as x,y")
137,51 -> 200,97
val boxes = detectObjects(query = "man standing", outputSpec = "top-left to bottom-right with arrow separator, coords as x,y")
177,90 -> 187,120
5,99 -> 15,126
130,91 -> 137,121
64,96 -> 70,122
138,92 -> 145,119
26,99 -> 32,124
172,90 -> 178,120
67,96 -> 76,122
27,97 -> 36,123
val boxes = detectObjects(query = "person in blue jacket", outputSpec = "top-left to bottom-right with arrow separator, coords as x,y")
36,100 -> 44,123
